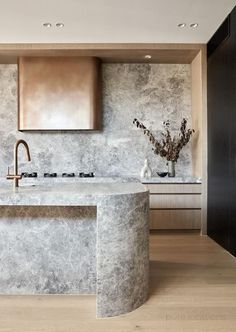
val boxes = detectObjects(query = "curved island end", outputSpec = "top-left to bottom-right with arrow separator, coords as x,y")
0,182 -> 149,318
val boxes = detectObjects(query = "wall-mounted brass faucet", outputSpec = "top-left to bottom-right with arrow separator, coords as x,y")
7,139 -> 31,188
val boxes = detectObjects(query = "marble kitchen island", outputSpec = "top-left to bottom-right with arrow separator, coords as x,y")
0,182 -> 149,318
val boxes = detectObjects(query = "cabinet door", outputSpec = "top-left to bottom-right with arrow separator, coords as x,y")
207,32 -> 231,251
150,210 -> 201,230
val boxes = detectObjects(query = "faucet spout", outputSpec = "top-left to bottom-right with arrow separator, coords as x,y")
14,139 -> 31,169
7,139 -> 31,188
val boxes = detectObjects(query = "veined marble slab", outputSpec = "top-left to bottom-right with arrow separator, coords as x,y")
0,176 -> 139,187
0,182 -> 146,205
141,176 -> 202,184
0,64 -> 192,178
0,206 -> 97,294
0,175 -> 201,190
0,182 -> 149,318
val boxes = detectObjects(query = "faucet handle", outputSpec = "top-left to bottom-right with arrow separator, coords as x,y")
7,174 -> 22,180
6,167 -> 21,180
6,167 -> 12,179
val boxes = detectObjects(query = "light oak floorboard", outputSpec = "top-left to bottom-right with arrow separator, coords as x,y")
0,231 -> 236,332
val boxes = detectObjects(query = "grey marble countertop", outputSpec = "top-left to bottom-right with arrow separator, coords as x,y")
0,176 -> 138,185
0,181 -> 148,206
141,176 -> 202,184
0,176 -> 201,207
0,175 -> 201,186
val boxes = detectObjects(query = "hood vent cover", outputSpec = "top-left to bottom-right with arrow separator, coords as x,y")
18,56 -> 101,131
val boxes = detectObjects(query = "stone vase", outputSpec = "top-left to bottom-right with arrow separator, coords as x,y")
140,158 -> 152,179
168,160 -> 176,177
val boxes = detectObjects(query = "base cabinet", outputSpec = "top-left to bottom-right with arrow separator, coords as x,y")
144,183 -> 202,230
150,210 -> 201,230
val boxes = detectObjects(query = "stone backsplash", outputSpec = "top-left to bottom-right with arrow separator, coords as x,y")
0,63 -> 192,177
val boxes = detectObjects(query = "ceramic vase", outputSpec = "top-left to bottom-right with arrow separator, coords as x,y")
168,160 -> 176,177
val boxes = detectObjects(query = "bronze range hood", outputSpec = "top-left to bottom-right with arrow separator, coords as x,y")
18,56 -> 101,131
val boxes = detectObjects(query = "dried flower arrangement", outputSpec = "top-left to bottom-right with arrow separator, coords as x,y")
133,118 -> 194,162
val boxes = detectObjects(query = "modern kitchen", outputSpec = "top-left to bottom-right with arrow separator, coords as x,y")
0,1 -> 236,331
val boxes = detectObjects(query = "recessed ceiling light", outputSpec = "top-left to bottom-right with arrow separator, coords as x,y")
56,23 -> 64,28
178,23 -> 186,28
190,23 -> 198,28
144,55 -> 152,59
43,22 -> 52,28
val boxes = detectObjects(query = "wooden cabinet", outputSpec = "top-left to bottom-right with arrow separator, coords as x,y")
150,194 -> 201,209
144,183 -> 202,230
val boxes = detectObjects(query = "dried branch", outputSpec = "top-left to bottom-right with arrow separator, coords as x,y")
133,118 -> 194,162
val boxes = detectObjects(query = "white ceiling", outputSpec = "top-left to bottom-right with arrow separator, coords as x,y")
0,0 -> 235,44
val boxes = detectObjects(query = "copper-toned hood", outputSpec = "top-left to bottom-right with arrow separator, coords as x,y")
18,56 -> 101,131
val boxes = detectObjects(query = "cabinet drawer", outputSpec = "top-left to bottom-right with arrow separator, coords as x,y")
150,194 -> 201,209
150,209 -> 201,229
145,184 -> 202,194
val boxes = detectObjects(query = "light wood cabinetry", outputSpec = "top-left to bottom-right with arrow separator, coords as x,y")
0,43 -> 203,64
150,194 -> 201,209
149,210 -> 201,229
144,183 -> 202,230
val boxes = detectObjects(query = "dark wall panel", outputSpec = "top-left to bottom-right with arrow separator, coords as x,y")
228,7 -> 236,256
207,6 -> 236,256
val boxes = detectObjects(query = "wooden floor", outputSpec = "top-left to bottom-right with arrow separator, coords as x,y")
0,231 -> 236,332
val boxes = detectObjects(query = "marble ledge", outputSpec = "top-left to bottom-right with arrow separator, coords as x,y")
141,176 -> 202,184
0,176 -> 201,188
0,182 -> 148,206
0,176 -> 138,187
